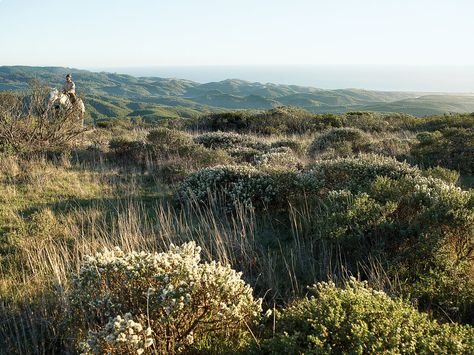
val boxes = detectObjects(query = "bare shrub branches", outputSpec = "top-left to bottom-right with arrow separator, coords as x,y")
0,81 -> 86,153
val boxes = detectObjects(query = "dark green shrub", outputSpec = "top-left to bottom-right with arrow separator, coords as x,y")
194,131 -> 269,151
308,127 -> 372,158
258,279 -> 474,354
189,107 -> 343,135
153,162 -> 189,184
146,127 -> 194,157
306,154 -> 418,193
108,138 -> 147,164
270,138 -> 306,155
412,128 -> 474,173
367,137 -> 412,159
147,128 -> 232,170
423,166 -> 460,184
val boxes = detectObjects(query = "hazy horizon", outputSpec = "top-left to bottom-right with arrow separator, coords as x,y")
86,65 -> 474,93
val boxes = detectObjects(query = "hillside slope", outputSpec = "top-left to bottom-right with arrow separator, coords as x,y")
1,66 -> 473,119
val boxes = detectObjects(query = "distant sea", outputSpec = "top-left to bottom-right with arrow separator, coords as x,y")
89,65 -> 474,93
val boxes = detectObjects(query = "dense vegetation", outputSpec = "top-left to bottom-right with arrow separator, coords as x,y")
0,85 -> 473,354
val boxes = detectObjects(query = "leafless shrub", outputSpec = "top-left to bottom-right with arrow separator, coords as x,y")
0,81 -> 86,154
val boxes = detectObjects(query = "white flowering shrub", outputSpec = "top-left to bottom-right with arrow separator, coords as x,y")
176,155 -> 420,212
80,313 -> 153,354
226,146 -> 262,163
175,165 -> 299,211
260,278 -> 474,354
254,147 -> 302,170
69,242 -> 262,354
305,154 -> 419,193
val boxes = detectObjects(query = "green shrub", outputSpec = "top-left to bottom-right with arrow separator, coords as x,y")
189,107 -> 343,135
270,138 -> 306,155
259,279 -> 474,354
153,162 -> 189,184
194,131 -> 269,151
146,128 -> 232,171
308,127 -> 372,158
367,137 -> 412,159
69,242 -> 262,354
412,128 -> 474,174
368,175 -> 474,322
108,138 -> 147,164
309,190 -> 396,243
423,166 -> 460,185
305,154 -> 419,193
146,127 -> 195,157
226,146 -> 262,163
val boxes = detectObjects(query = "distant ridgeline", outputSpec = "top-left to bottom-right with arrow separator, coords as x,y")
1,65 -> 474,121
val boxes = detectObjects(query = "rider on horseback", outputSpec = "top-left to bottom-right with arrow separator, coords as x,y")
62,74 -> 77,104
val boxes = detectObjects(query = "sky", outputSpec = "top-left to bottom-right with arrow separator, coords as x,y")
1,0 -> 474,67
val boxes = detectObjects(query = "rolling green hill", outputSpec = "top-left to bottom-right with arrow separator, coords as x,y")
1,66 -> 473,120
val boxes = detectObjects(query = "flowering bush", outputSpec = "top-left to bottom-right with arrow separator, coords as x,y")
305,154 -> 419,193
69,242 -> 262,354
176,155 -> 420,212
254,147 -> 303,170
175,165 -> 292,210
80,313 -> 154,354
259,279 -> 474,354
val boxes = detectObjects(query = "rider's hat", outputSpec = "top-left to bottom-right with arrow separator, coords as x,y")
66,74 -> 72,78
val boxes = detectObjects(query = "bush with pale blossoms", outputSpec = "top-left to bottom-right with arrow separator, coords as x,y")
69,242 -> 262,354
254,147 -> 303,170
175,165 -> 299,211
175,155 -> 419,211
80,313 -> 153,355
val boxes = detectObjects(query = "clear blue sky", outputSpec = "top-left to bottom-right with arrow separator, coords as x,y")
1,0 -> 473,67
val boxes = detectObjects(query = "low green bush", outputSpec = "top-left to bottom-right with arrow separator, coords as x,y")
412,128 -> 474,174
270,138 -> 307,155
307,127 -> 372,158
189,107 -> 343,135
194,131 -> 269,151
146,127 -> 195,157
108,138 -> 147,164
258,279 -> 474,354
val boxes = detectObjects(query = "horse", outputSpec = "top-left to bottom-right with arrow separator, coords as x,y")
46,89 -> 86,126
